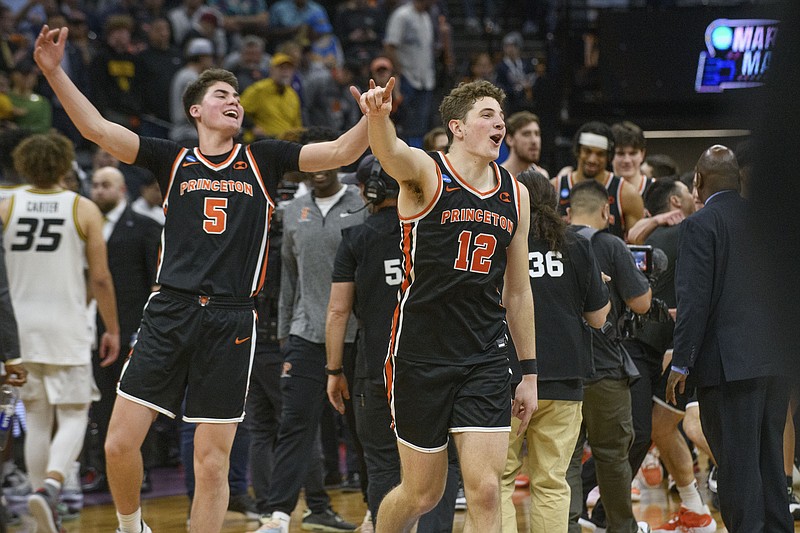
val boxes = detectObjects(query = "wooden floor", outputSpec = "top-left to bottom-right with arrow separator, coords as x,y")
4,483 -> 782,533
7,476 -> 800,532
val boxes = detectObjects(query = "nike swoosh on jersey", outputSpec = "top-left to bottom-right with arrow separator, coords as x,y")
446,186 -> 460,192
235,336 -> 251,344
340,212 -> 352,218
182,161 -> 200,167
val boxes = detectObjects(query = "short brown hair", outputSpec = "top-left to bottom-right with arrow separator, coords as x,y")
438,80 -> 505,144
12,133 -> 75,188
182,68 -> 239,126
611,121 -> 646,151
505,111 -> 540,138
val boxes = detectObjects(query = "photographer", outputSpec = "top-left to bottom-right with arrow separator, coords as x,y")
565,180 -> 652,533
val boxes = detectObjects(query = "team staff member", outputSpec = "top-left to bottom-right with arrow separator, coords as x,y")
33,24 -> 370,533
667,146 -> 791,533
357,78 -> 538,532
553,121 -> 644,240
501,170 -> 609,533
327,155 -> 459,532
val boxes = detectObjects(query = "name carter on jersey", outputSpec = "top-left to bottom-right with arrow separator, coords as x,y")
440,207 -> 514,236
179,178 -> 254,196
25,201 -> 60,213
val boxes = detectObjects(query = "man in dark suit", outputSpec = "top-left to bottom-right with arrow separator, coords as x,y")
84,166 -> 161,492
666,145 -> 791,533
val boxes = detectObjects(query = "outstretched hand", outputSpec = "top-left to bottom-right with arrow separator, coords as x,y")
350,77 -> 396,117
33,25 -> 68,76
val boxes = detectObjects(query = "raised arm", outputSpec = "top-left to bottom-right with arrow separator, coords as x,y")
298,115 -> 369,172
33,26 -> 140,164
356,78 -> 438,211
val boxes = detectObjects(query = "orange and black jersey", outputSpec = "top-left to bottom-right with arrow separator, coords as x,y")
134,136 -> 301,298
388,151 -> 521,366
557,172 -> 626,239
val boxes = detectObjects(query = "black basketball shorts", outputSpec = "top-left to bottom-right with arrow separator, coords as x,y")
387,356 -> 512,452
118,288 -> 256,422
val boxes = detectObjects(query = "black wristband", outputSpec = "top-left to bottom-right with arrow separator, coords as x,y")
519,359 -> 538,375
325,366 -> 344,376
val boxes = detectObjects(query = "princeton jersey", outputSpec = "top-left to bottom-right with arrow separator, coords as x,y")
557,172 -> 626,239
2,188 -> 92,365
388,152 -> 521,366
134,137 -> 299,297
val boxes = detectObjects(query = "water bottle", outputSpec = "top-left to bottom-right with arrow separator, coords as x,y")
0,384 -> 18,451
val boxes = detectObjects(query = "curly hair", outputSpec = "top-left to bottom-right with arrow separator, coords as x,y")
12,133 -> 75,188
182,68 -> 239,126
438,80 -> 505,144
517,168 -> 566,253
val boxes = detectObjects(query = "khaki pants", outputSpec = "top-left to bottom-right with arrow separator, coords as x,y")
501,399 -> 583,533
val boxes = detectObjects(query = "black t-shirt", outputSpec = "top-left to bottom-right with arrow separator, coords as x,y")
576,226 -> 650,380
509,228 -> 609,401
135,136 -> 301,296
332,207 -> 402,383
631,223 -> 680,355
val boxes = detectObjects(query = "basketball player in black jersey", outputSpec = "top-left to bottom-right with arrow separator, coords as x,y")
357,79 -> 537,532
553,121 -> 644,241
326,156 -> 459,532
34,24 -> 370,533
612,122 -> 655,199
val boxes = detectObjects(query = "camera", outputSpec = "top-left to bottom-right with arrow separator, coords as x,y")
627,245 -> 653,276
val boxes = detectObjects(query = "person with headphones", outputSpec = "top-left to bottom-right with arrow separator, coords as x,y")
551,121 -> 644,241
326,155 -> 459,533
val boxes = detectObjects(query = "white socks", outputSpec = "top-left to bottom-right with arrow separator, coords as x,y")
117,508 -> 143,533
677,480 -> 707,514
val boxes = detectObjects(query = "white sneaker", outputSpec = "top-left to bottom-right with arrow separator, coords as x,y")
115,520 -> 152,533
586,485 -> 601,507
360,510 -> 374,533
252,511 -> 290,533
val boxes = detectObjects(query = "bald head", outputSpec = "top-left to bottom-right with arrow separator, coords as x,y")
694,144 -> 740,203
91,166 -> 127,214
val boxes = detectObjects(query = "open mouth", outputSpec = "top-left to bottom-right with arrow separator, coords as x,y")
490,133 -> 503,144
223,110 -> 239,118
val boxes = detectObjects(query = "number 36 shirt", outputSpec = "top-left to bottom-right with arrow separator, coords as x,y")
135,136 -> 301,298
388,152 -> 520,367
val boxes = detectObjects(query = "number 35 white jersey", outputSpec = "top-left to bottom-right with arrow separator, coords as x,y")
2,188 -> 92,365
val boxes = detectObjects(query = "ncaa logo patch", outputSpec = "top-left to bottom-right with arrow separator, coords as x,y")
185,155 -> 198,163
442,174 -> 452,183
560,188 -> 569,198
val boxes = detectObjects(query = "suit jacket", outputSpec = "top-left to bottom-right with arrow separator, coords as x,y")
98,205 -> 162,345
672,190 -> 780,387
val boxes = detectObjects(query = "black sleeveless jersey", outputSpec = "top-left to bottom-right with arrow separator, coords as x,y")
134,137 -> 300,297
557,172 -> 626,239
637,175 -> 656,198
388,152 -> 521,366
332,207 -> 403,382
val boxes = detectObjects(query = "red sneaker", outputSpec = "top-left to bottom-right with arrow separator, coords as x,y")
652,506 -> 717,533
